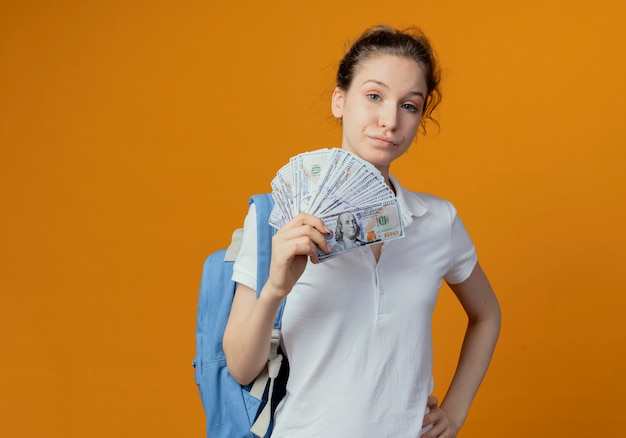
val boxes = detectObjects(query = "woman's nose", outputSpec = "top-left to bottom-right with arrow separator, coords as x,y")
379,103 -> 398,129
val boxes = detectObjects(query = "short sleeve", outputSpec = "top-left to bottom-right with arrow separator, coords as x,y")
231,203 -> 259,291
444,203 -> 478,285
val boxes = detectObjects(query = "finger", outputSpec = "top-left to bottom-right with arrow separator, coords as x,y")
422,406 -> 442,428
283,213 -> 330,235
427,395 -> 439,408
309,230 -> 332,254
420,425 -> 440,438
275,237 -> 324,264
421,422 -> 444,438
296,212 -> 330,234
308,244 -> 321,264
421,412 -> 449,438
276,221 -> 331,254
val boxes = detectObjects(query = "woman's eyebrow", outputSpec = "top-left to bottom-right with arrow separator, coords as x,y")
361,79 -> 388,88
408,90 -> 426,99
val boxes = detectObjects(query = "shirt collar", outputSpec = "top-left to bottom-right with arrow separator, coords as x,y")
389,174 -> 428,226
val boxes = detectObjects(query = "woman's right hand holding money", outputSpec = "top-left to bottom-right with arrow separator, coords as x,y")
266,213 -> 331,299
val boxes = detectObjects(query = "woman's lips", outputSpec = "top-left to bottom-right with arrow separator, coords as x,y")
368,135 -> 398,147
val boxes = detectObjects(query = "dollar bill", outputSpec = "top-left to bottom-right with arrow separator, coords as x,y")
297,148 -> 332,213
316,200 -> 403,261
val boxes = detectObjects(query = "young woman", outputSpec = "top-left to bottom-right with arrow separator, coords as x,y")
223,25 -> 501,438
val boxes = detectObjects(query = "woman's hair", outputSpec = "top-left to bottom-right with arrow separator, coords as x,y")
336,25 -> 442,131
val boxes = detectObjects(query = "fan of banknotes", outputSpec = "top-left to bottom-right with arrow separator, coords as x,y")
269,148 -> 404,261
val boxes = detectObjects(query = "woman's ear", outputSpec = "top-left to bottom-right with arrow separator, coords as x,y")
331,87 -> 344,119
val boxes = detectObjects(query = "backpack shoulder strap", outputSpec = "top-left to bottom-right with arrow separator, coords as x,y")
249,194 -> 285,329
250,193 -> 274,298
248,193 -> 286,437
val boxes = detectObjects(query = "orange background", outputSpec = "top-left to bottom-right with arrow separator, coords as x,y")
1,1 -> 625,436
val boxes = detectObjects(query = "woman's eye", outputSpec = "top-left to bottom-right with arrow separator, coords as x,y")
401,103 -> 419,113
367,93 -> 381,101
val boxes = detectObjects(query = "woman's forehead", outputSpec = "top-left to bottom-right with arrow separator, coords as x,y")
352,54 -> 427,94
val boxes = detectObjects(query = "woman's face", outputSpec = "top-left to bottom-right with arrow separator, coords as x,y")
331,54 -> 427,175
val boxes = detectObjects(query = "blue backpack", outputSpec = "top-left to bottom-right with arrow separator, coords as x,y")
193,194 -> 288,437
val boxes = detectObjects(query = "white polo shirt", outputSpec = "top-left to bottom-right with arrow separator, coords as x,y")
232,175 -> 477,437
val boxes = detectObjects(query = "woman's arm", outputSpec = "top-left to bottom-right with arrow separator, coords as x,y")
422,262 -> 501,438
223,213 -> 331,385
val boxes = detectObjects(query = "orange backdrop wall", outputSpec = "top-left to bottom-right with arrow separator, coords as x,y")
1,1 -> 625,436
